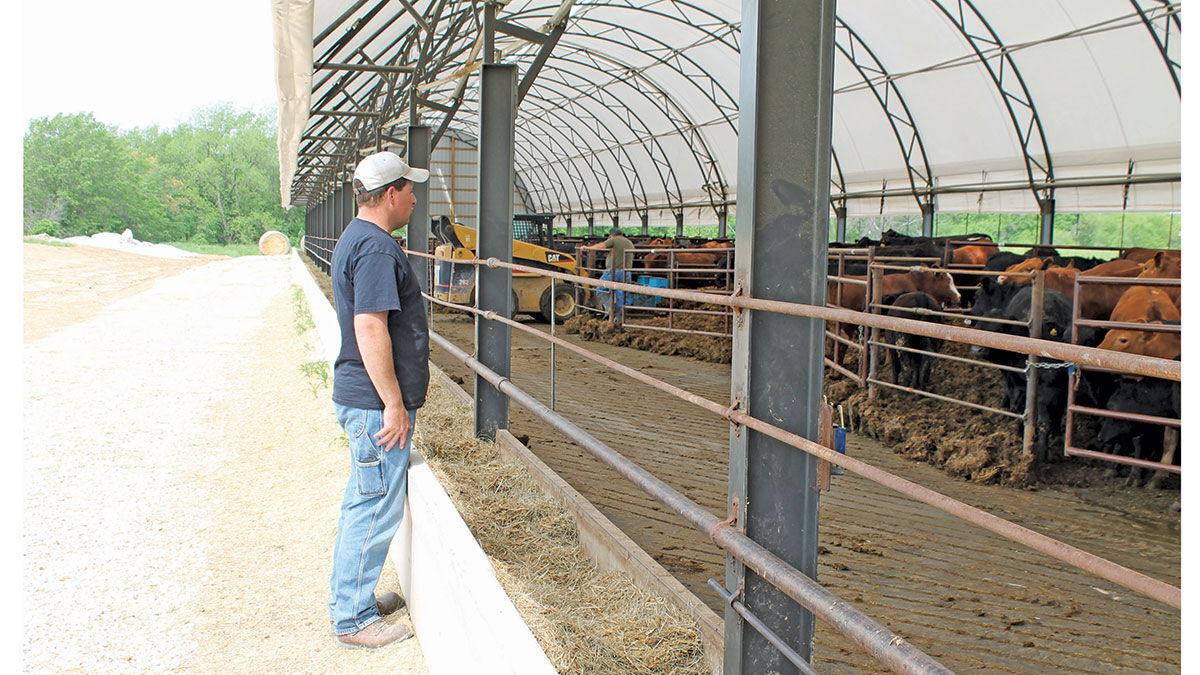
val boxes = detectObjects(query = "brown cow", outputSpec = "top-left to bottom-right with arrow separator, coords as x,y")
1122,247 -> 1181,265
997,258 -> 1081,296
951,243 -> 999,266
1137,251 -> 1182,306
1076,259 -> 1144,320
827,268 -> 960,364
1098,286 -> 1181,360
829,268 -> 960,312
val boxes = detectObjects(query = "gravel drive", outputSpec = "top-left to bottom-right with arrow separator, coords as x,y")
24,248 -> 426,672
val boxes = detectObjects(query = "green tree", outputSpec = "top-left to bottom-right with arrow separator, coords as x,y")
23,113 -> 155,235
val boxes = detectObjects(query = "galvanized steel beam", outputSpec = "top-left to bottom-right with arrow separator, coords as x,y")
473,63 -> 517,440
725,0 -> 837,671
408,125 -> 433,294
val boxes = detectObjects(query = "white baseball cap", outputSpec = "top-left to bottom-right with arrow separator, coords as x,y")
352,151 -> 430,194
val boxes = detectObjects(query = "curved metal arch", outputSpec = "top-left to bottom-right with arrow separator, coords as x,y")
508,2 -> 740,128
449,84 -> 626,217
436,114 -> 592,219
424,4 -> 732,213
927,0 -> 1054,201
499,5 -> 735,213
834,19 -> 935,208
521,60 -> 683,217
1129,0 -> 1182,96
514,55 -> 695,214
517,79 -> 651,217
536,45 -> 730,219
435,38 -> 719,219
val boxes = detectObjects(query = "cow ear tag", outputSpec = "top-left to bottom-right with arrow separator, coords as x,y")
1050,327 -> 1058,336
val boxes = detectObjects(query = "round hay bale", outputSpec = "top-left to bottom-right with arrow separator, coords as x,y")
258,230 -> 291,256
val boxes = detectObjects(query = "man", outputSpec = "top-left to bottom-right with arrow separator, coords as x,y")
582,227 -> 635,320
327,151 -> 430,648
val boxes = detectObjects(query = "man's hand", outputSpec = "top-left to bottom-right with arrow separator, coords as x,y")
375,405 -> 411,452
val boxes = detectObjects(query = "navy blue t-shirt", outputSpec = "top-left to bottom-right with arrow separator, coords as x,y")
331,218 -> 429,410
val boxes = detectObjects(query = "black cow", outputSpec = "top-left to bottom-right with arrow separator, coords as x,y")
882,292 -> 942,389
984,251 -> 1026,272
966,276 -> 1022,327
969,286 -> 1074,463
1098,377 -> 1181,488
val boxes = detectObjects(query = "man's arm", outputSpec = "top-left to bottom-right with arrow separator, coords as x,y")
354,311 -> 411,452
580,238 -> 614,251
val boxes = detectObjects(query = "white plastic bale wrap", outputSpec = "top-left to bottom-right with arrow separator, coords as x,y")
272,0 -> 314,209
258,230 -> 292,255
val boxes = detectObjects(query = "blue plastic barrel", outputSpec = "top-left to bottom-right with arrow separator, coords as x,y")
635,275 -> 668,307
832,427 -> 847,476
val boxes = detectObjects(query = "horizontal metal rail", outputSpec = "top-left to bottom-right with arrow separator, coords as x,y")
623,322 -> 730,339
869,302 -> 1026,327
827,330 -> 862,350
868,378 -> 1024,420
1075,275 -> 1181,287
428,328 -> 951,674
869,339 -> 1026,375
405,250 -> 1180,382
943,240 -> 1135,253
825,357 -> 861,382
1073,319 -> 1182,333
1063,446 -> 1181,474
422,291 -> 1182,609
625,305 -> 730,317
1069,402 -> 1182,428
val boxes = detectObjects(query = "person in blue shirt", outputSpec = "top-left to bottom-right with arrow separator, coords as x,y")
327,151 -> 430,649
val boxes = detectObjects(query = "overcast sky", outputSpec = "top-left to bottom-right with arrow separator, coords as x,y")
23,0 -> 278,130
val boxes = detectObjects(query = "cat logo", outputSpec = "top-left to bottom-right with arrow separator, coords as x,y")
547,253 -> 561,262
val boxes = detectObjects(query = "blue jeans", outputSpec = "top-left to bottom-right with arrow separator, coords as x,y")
329,404 -> 417,635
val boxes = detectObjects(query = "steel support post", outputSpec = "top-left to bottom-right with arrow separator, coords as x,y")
565,216 -> 573,236
1021,271 -> 1046,463
473,63 -> 517,441
587,216 -> 595,236
343,180 -> 354,234
718,209 -> 729,238
641,212 -> 650,236
834,204 -> 848,243
334,182 -> 344,239
676,212 -> 685,237
725,0 -> 836,672
408,125 -> 432,293
320,198 -> 328,271
921,201 -> 935,237
1039,196 -> 1055,246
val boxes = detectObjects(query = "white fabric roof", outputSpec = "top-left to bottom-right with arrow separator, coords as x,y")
273,0 -> 1181,224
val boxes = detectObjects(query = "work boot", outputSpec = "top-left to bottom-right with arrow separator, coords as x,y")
376,591 -> 405,616
336,620 -> 414,649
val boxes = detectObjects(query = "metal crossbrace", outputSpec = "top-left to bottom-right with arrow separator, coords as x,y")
1129,0 -> 1182,95
927,0 -> 1054,203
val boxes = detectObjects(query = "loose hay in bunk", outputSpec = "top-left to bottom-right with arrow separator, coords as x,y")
415,381 -> 708,674
258,230 -> 291,255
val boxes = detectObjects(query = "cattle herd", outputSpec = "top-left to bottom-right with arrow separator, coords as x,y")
825,229 -> 1182,485
571,227 -> 1180,484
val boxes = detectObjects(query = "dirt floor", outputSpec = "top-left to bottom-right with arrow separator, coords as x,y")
569,310 -> 1179,491
23,245 -> 425,672
423,311 -> 1180,672
22,242 -> 217,343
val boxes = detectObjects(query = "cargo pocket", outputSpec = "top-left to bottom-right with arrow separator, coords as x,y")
350,410 -> 386,497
